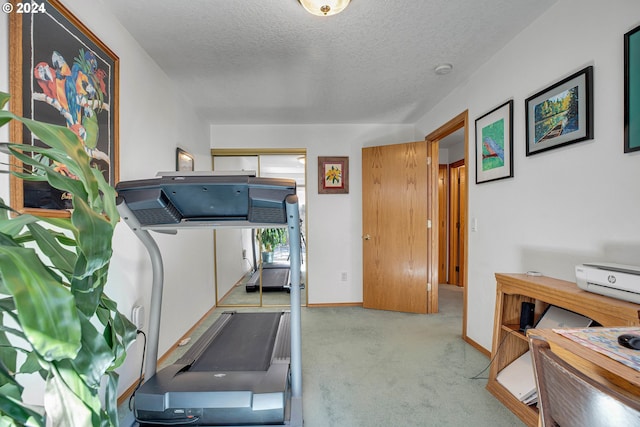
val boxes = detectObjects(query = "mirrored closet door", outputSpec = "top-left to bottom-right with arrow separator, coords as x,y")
212,150 -> 307,308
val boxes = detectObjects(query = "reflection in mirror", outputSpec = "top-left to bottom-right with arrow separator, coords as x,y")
212,152 -> 307,308
214,228 -> 260,306
259,154 -> 307,307
212,155 -> 259,306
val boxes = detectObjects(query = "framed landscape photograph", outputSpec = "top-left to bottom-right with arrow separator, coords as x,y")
525,66 -> 593,156
475,100 -> 513,184
625,24 -> 640,153
9,0 -> 119,216
318,156 -> 349,194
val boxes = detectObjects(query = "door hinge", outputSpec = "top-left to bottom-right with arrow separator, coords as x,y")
427,157 -> 432,165
427,219 -> 432,229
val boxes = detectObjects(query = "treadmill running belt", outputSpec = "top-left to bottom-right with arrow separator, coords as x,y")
245,266 -> 290,292
265,268 -> 289,287
190,312 -> 281,372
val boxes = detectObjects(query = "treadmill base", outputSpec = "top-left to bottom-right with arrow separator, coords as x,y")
135,312 -> 293,426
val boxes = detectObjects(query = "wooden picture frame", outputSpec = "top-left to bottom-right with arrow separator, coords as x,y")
9,0 -> 119,216
318,156 -> 348,194
625,24 -> 640,153
525,66 -> 593,156
475,100 -> 514,184
176,148 -> 194,171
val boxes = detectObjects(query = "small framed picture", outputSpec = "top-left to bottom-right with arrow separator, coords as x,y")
176,148 -> 194,171
475,100 -> 514,184
525,66 -> 593,156
625,24 -> 640,153
318,156 -> 349,194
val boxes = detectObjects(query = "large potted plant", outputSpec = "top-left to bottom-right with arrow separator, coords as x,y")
257,228 -> 287,264
0,91 -> 136,426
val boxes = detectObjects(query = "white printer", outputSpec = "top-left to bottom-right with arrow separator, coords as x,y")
575,263 -> 640,304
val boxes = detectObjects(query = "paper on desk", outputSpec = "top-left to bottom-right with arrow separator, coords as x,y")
496,350 -> 537,403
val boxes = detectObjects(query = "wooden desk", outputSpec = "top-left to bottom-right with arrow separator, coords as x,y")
527,328 -> 640,402
487,273 -> 640,426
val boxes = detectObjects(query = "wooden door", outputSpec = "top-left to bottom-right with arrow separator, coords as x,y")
438,165 -> 448,283
362,142 -> 429,314
448,160 -> 465,287
458,164 -> 466,287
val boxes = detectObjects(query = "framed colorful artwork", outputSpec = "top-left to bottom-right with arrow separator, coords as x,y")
318,156 -> 349,194
475,100 -> 514,184
625,24 -> 640,153
176,148 -> 194,171
525,66 -> 593,156
9,0 -> 119,216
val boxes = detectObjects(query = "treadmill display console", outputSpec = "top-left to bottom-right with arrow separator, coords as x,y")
116,174 -> 296,226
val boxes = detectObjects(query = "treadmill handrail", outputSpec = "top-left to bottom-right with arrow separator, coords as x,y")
116,200 -> 165,380
285,195 -> 302,404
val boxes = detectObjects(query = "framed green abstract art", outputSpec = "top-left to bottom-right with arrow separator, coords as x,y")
625,24 -> 640,153
475,100 -> 513,184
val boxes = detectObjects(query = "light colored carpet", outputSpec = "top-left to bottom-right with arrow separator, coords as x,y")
119,284 -> 524,426
300,285 -> 523,426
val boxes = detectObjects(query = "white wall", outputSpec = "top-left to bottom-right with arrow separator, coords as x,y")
211,124 -> 415,304
215,228 -> 248,299
0,0 -> 213,401
415,0 -> 640,350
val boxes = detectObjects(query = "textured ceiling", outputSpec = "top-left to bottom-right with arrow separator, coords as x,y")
101,0 -> 557,125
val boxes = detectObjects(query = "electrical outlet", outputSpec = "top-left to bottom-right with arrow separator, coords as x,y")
242,249 -> 247,259
340,272 -> 348,282
131,305 -> 145,330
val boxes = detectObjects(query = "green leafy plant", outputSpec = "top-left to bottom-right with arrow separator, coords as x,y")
257,228 -> 287,253
0,91 -> 136,426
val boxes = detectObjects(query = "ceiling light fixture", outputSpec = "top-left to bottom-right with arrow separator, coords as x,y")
299,0 -> 351,17
434,63 -> 453,75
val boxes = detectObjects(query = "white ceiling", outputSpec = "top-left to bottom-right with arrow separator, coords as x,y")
439,128 -> 465,149
101,0 -> 558,125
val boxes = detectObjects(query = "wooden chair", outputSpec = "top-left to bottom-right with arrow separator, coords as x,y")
529,336 -> 640,427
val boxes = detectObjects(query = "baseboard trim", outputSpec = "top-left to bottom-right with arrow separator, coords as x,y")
463,335 -> 490,357
218,270 -> 254,304
307,302 -> 363,308
157,304 -> 218,366
117,375 -> 143,407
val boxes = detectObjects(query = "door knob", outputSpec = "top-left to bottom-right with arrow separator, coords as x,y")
363,234 -> 371,240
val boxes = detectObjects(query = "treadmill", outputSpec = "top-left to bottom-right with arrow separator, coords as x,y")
245,263 -> 290,292
115,173 -> 303,426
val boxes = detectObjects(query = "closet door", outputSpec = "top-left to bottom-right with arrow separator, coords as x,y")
212,152 -> 307,308
213,156 -> 260,307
